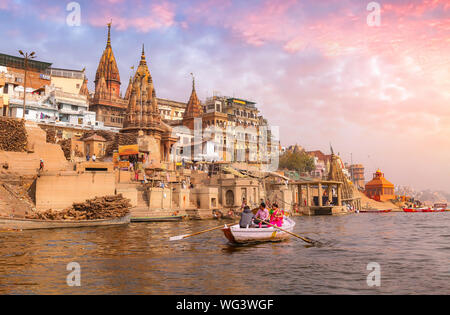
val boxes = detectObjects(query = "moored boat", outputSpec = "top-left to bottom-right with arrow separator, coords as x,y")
0,214 -> 131,230
221,217 -> 296,244
360,209 -> 392,213
403,207 -> 446,213
131,215 -> 186,222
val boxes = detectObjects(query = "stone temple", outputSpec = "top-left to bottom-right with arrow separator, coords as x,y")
120,45 -> 177,164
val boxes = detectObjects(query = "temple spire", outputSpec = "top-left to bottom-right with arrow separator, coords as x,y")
191,72 -> 195,91
106,20 -> 112,47
94,21 -> 121,99
140,44 -> 147,66
183,74 -> 203,119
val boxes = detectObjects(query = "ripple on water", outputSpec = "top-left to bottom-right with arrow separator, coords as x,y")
0,213 -> 449,294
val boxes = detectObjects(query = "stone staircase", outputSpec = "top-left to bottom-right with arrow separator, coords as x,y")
0,183 -> 33,217
130,187 -> 189,218
0,121 -> 69,176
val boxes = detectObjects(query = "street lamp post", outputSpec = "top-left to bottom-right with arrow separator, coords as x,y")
18,50 -> 36,120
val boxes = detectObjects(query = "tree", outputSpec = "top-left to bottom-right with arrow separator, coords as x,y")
279,151 -> 315,173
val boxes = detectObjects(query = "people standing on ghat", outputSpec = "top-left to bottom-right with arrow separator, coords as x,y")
239,206 -> 254,228
39,159 -> 44,172
254,202 -> 269,228
92,154 -> 96,162
86,154 -> 90,161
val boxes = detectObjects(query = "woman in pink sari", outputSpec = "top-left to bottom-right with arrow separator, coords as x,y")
269,203 -> 284,227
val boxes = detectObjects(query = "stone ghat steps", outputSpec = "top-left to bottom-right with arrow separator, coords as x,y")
0,184 -> 32,217
136,189 -> 149,207
130,207 -> 186,218
0,173 -> 36,185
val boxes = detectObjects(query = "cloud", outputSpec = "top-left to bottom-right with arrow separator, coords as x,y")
1,0 -> 450,191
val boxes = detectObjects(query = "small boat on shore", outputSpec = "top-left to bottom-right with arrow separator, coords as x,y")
131,215 -> 186,222
0,214 -> 131,230
221,217 -> 296,244
403,207 -> 446,213
360,209 -> 392,213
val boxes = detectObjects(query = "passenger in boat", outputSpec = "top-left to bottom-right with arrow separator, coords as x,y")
239,206 -> 254,228
254,203 -> 269,228
241,198 -> 247,211
269,203 -> 284,227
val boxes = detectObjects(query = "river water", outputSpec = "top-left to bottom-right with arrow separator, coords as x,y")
0,212 -> 449,294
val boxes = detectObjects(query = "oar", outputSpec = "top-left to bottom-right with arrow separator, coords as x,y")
258,218 -> 321,246
170,221 -> 237,241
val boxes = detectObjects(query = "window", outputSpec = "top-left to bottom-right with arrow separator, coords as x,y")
76,84 -> 80,89
71,105 -> 77,111
3,85 -> 8,94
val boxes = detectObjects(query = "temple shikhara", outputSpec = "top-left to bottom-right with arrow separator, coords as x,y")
181,75 -> 204,130
365,169 -> 395,201
89,23 -> 128,127
121,45 -> 177,163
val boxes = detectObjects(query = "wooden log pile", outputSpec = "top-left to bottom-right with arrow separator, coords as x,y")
58,139 -> 71,160
26,194 -> 131,221
0,118 -> 27,152
80,130 -> 116,142
105,133 -> 138,156
39,125 -> 57,143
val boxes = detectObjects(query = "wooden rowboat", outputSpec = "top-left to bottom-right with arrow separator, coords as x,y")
360,209 -> 392,213
0,214 -> 131,230
221,217 -> 296,244
131,215 -> 186,222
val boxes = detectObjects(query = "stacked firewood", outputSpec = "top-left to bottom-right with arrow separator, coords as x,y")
105,133 -> 138,156
0,118 -> 27,152
39,125 -> 57,144
26,194 -> 131,221
58,139 -> 71,160
80,130 -> 116,142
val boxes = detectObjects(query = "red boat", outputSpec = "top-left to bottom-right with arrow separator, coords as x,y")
403,207 -> 446,213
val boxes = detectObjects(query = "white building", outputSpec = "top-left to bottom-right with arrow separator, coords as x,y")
7,85 -> 97,129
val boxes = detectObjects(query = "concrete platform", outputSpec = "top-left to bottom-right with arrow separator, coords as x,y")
301,206 -> 347,216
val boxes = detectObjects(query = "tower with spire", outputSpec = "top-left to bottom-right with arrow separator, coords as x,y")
181,73 -> 204,130
121,45 -> 178,163
89,22 -> 128,128
123,44 -> 161,130
94,22 -> 121,99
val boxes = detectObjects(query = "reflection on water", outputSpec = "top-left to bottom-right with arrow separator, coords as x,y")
0,213 -> 449,294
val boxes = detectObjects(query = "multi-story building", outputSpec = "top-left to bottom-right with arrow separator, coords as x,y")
307,150 -> 332,178
0,52 -> 100,132
49,67 -> 88,96
157,98 -> 186,121
349,164 -> 365,189
0,72 -> 8,114
168,80 -> 279,165
0,52 -> 52,117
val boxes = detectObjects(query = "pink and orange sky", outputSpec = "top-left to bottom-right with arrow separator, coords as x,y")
1,0 -> 449,191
